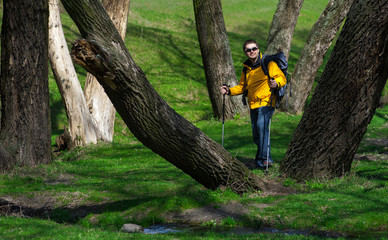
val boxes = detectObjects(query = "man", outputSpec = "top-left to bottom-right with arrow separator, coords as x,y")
221,40 -> 286,169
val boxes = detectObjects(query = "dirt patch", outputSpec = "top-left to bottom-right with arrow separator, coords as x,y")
163,201 -> 271,224
364,138 -> 388,148
0,195 -> 52,218
239,157 -> 299,196
0,191 -> 98,221
354,152 -> 388,162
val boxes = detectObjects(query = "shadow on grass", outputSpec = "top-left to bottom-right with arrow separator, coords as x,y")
354,155 -> 388,183
0,141 -> 230,224
223,120 -> 297,160
0,197 -> 152,224
126,23 -> 204,85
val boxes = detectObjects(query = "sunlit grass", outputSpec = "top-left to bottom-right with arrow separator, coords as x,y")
1,0 -> 387,239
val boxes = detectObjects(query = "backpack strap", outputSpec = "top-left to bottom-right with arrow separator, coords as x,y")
242,66 -> 248,106
260,55 -> 270,78
260,54 -> 279,107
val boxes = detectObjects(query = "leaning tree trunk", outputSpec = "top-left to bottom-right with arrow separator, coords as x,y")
285,0 -> 354,114
83,0 -> 131,142
280,0 -> 388,180
48,0 -> 99,149
193,0 -> 248,120
60,0 -> 272,194
265,0 -> 304,59
0,0 -> 51,171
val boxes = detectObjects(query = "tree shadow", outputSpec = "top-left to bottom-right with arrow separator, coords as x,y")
125,22 -> 204,84
49,94 -> 66,133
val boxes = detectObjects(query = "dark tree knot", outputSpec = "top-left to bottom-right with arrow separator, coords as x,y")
71,39 -> 117,90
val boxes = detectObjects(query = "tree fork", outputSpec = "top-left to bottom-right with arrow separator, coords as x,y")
62,0 -> 277,194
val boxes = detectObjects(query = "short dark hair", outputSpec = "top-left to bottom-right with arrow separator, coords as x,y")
243,39 -> 259,51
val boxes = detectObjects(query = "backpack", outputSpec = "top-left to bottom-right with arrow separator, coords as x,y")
242,52 -> 291,108
260,52 -> 291,108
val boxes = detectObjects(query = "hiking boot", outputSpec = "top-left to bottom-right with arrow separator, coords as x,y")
262,160 -> 273,168
256,160 -> 265,169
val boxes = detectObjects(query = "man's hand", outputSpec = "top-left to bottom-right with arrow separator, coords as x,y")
269,78 -> 278,89
220,85 -> 229,95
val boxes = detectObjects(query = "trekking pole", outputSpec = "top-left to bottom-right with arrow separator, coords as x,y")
266,90 -> 273,174
221,84 -> 229,147
266,115 -> 271,174
222,92 -> 225,147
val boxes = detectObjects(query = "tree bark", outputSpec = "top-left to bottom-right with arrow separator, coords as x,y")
285,0 -> 354,114
48,0 -> 99,148
265,0 -> 304,59
0,0 -> 51,171
61,0 -> 268,194
193,0 -> 248,120
0,144 -> 13,169
280,0 -> 388,180
83,0 -> 131,142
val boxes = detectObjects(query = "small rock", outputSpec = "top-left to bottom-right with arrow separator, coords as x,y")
121,223 -> 144,233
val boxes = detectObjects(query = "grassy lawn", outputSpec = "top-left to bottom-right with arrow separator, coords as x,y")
1,0 -> 387,239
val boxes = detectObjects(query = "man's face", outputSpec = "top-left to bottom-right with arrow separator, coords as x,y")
244,43 -> 259,61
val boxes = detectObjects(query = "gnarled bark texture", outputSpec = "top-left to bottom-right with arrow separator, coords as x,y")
49,0 -> 99,148
285,0 -> 354,114
83,0 -> 131,142
281,0 -> 388,180
0,0 -> 51,171
193,0 -> 248,120
265,0 -> 304,59
61,0 -> 268,194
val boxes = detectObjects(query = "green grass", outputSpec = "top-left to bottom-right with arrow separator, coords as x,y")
1,0 -> 388,239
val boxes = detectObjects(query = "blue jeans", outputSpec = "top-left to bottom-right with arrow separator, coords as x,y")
250,106 -> 274,167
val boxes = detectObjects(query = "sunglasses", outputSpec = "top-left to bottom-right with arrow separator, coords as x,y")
244,47 -> 258,53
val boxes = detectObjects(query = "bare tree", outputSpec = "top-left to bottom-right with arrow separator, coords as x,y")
380,86 -> 388,107
83,0 -> 131,142
0,0 -> 51,171
60,0 -> 276,194
285,0 -> 354,114
49,0 -> 99,148
48,0 -> 130,148
280,0 -> 388,180
193,0 -> 248,120
265,0 -> 304,59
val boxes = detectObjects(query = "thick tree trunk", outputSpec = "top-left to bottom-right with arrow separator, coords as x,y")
285,0 -> 354,114
0,144 -> 13,169
265,0 -> 304,59
193,0 -> 248,120
48,0 -> 99,148
0,0 -> 51,171
61,0 -> 269,194
281,0 -> 388,180
83,0 -> 130,142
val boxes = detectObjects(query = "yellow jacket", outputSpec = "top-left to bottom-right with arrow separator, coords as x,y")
230,55 -> 287,109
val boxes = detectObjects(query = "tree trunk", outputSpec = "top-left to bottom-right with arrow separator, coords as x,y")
265,0 -> 304,59
0,144 -> 13,169
83,0 -> 130,142
285,0 -> 354,114
60,0 -> 268,194
193,0 -> 248,120
48,0 -> 99,148
0,0 -> 51,171
280,0 -> 388,180
380,85 -> 388,107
